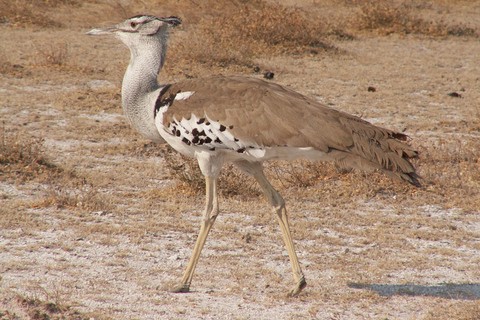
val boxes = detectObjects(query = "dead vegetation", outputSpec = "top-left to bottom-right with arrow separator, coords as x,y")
1,0 -> 479,318
0,127 -> 112,217
0,0 -> 79,27
158,145 -> 261,197
158,137 -> 480,213
172,0 -> 337,70
0,126 -> 62,184
1,0 -> 477,72
33,41 -> 70,67
0,293 -> 106,320
352,0 -> 477,36
416,139 -> 480,212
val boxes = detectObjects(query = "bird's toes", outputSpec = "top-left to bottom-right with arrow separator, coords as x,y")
170,283 -> 190,293
286,277 -> 307,297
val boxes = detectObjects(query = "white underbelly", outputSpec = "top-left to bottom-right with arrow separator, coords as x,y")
159,129 -> 330,164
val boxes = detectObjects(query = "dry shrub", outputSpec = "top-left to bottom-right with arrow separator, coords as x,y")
354,0 -> 421,34
416,139 -> 480,212
0,61 -> 26,76
2,294 -> 103,320
352,0 -> 477,36
34,41 -> 70,67
169,0 -> 335,70
159,145 -> 347,198
0,127 -> 63,184
0,127 -> 113,212
156,135 -> 480,214
159,145 -> 260,197
0,0 -> 69,27
159,145 -> 205,194
38,181 -> 113,211
267,159 -> 329,189
209,0 -> 331,51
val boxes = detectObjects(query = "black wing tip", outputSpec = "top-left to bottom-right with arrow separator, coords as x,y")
404,172 -> 422,187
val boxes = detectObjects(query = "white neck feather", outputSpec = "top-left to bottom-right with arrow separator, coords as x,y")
121,32 -> 170,142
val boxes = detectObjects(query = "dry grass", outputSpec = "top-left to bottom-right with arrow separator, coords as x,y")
0,126 -> 62,184
0,127 -> 113,219
0,293 -> 108,320
352,0 -> 477,36
34,181 -> 113,212
164,0 -> 339,73
0,0 -> 71,27
423,300 -> 480,320
414,139 -> 480,212
160,137 -> 480,206
1,0 -> 480,318
33,41 -> 70,67
3,0 -> 476,75
159,144 -> 261,198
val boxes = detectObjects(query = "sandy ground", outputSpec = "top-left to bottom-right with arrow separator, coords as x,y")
1,4 -> 480,319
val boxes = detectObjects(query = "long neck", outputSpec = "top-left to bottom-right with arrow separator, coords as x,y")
121,33 -> 169,142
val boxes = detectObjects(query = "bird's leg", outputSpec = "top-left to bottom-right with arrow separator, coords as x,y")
171,176 -> 219,293
253,170 -> 306,297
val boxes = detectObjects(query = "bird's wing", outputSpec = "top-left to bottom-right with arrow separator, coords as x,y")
160,76 -> 352,150
158,76 -> 420,185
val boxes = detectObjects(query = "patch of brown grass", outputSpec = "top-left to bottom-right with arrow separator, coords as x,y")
33,182 -> 113,212
33,41 -> 70,67
416,139 -> 480,212
0,0 -> 68,27
168,0 -> 337,71
352,0 -> 477,36
0,127 -> 113,214
0,293 -> 109,320
423,300 -> 480,320
158,136 -> 480,213
159,145 -> 261,198
0,126 -> 63,184
53,87 -> 122,113
267,160 -> 331,189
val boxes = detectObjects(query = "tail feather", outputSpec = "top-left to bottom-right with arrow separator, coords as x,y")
328,122 -> 421,187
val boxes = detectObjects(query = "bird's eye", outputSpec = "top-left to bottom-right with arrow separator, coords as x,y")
130,22 -> 137,29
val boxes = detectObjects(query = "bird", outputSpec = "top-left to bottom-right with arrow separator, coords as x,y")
86,15 -> 420,296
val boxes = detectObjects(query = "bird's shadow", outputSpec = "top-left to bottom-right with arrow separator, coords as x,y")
348,282 -> 480,300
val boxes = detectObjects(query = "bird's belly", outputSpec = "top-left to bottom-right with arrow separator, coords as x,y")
158,128 -> 197,158
158,126 -> 330,164
224,146 -> 331,163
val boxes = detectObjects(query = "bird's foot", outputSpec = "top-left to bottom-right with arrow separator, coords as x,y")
286,276 -> 307,297
170,283 -> 190,293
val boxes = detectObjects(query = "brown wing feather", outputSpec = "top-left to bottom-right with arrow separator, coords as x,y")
160,76 -> 420,186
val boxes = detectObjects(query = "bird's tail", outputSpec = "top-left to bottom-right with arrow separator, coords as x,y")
328,119 -> 421,187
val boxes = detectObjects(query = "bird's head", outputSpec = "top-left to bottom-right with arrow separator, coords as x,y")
86,15 -> 181,46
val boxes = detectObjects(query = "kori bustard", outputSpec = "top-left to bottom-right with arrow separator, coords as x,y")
87,15 -> 420,296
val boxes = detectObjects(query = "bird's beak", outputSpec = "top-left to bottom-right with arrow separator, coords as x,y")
86,25 -> 118,36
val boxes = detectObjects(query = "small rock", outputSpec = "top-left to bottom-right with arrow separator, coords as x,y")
264,71 -> 274,80
367,86 -> 376,92
448,92 -> 462,98
242,233 -> 252,243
